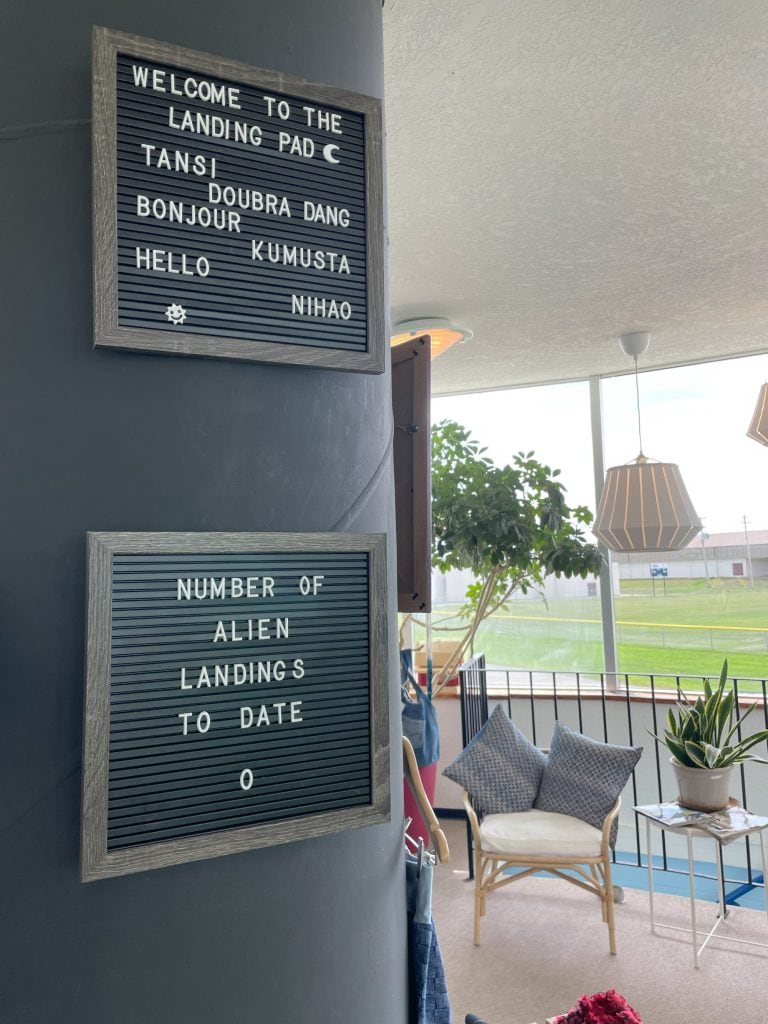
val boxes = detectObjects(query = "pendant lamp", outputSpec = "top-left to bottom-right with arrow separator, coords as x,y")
593,333 -> 701,553
746,382 -> 768,446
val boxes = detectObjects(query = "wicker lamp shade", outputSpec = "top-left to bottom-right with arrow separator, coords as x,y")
594,455 -> 702,552
747,383 -> 768,446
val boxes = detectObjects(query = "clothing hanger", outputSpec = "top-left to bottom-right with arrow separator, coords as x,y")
402,736 -> 450,865
417,836 -> 431,877
404,824 -> 436,872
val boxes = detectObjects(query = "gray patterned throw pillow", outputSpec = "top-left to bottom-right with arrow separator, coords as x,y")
534,722 -> 641,838
442,705 -> 546,814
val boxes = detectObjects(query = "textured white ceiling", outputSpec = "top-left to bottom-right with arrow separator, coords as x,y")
384,0 -> 768,395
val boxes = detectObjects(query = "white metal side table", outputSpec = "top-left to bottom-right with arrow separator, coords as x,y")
634,802 -> 768,968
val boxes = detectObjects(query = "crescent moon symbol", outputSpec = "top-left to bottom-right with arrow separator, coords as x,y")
322,144 -> 341,165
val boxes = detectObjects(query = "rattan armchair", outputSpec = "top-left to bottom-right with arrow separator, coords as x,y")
462,791 -> 621,954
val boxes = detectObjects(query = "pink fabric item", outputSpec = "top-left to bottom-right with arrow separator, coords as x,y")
551,990 -> 642,1024
403,761 -> 438,846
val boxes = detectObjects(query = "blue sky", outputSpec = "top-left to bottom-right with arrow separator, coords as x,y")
432,353 -> 767,536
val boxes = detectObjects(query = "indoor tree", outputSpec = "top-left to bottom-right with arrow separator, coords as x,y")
427,419 -> 602,692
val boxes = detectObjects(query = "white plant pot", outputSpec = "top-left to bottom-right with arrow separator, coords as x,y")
671,758 -> 733,812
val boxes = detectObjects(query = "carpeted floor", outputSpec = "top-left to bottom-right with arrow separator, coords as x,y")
433,818 -> 768,1024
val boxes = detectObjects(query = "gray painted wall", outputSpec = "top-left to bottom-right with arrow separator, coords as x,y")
0,2 -> 404,1021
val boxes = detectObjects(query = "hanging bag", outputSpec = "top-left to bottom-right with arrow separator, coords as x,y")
401,650 -> 440,768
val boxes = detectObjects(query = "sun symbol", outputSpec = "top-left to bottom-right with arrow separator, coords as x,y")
165,303 -> 187,325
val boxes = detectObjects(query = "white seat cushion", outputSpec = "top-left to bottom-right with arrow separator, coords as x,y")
479,809 -> 603,859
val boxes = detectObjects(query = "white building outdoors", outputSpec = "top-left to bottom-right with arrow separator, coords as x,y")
433,529 -> 768,608
615,529 -> 768,583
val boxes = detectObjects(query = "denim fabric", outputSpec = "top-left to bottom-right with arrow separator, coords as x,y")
406,855 -> 452,1024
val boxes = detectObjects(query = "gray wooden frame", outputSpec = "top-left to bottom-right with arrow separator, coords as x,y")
81,531 -> 390,882
92,26 -> 385,374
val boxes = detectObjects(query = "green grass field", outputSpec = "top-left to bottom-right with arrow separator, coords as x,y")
418,578 -> 768,691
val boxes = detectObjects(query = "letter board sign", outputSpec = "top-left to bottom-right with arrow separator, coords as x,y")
92,27 -> 384,373
81,532 -> 389,881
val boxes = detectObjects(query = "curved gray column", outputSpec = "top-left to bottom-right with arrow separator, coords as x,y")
0,3 -> 404,1022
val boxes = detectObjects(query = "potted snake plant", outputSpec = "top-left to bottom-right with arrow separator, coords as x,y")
653,659 -> 768,811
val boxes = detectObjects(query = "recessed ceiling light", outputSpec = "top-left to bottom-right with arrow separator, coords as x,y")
390,318 -> 472,359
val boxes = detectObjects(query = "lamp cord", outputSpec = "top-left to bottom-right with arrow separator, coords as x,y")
634,355 -> 644,455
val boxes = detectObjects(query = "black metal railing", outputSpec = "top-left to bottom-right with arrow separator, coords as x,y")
456,657 -> 768,900
458,653 -> 488,877
459,653 -> 489,749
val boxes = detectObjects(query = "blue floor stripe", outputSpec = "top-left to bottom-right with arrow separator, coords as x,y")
728,875 -> 765,904
508,854 -> 766,911
611,853 -> 765,911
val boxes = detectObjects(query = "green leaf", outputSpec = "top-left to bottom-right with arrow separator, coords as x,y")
683,741 -> 709,768
666,707 -> 679,737
665,734 -> 692,766
730,730 -> 768,759
722,702 -> 759,747
714,691 -> 734,745
702,743 -> 722,768
680,713 -> 698,742
717,746 -> 738,767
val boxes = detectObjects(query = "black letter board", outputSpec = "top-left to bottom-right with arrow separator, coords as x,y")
81,532 -> 389,881
92,27 -> 385,373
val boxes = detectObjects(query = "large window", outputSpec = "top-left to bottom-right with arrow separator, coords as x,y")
429,381 -> 606,674
601,355 -> 768,686
427,355 -> 768,687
